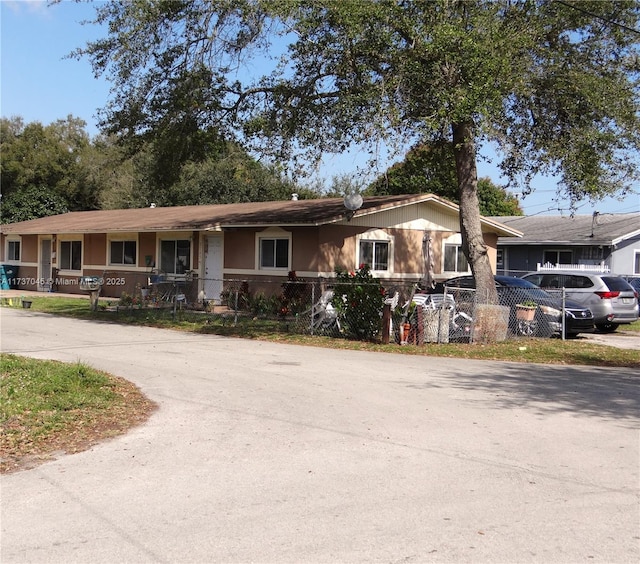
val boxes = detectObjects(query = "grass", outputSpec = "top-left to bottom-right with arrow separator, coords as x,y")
3,295 -> 639,368
0,353 -> 156,473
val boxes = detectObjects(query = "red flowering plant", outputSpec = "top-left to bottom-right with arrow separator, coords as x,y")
331,264 -> 386,341
278,271 -> 310,318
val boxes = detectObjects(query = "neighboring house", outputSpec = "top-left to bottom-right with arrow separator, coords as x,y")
0,194 -> 520,301
489,212 -> 640,277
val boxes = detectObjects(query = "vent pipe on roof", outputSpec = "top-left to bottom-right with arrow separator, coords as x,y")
291,193 -> 299,201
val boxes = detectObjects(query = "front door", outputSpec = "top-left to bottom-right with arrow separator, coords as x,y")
39,238 -> 52,291
204,235 -> 224,304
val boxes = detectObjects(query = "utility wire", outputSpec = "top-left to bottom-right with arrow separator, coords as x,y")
554,0 -> 640,36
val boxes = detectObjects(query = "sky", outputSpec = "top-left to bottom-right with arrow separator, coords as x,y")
2,0 -> 639,217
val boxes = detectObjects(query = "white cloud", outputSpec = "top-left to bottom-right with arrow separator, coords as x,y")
3,0 -> 50,17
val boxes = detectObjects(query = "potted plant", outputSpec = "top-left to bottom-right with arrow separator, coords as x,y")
516,299 -> 537,321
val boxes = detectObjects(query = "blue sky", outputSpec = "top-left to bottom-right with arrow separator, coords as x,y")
2,0 -> 639,216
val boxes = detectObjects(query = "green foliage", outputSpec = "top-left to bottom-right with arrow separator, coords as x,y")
366,142 -> 523,216
331,265 -> 386,341
366,142 -> 458,199
0,115 -> 312,214
166,142 -> 299,205
477,179 -> 523,217
0,185 -> 69,224
0,116 -> 99,213
278,271 -> 310,316
247,292 -> 279,316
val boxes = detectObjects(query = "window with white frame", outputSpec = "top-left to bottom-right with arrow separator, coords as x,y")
444,244 -> 469,272
60,240 -> 82,271
359,240 -> 389,271
635,251 -> 640,275
543,249 -> 572,266
160,239 -> 191,274
260,238 -> 289,269
110,240 -> 137,265
356,230 -> 393,274
7,239 -> 21,262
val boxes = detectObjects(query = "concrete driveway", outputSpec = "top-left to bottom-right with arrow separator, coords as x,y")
1,309 -> 638,563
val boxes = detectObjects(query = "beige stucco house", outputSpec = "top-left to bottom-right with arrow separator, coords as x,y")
0,194 -> 521,301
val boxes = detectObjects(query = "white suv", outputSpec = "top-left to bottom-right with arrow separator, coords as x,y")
522,271 -> 639,332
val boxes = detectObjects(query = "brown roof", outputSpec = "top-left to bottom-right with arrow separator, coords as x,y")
1,194 -> 521,236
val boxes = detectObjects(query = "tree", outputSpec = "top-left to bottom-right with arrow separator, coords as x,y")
366,142 -> 523,216
166,142 -> 303,205
74,0 -> 640,305
477,179 -> 523,217
0,185 -> 69,224
0,115 -> 99,213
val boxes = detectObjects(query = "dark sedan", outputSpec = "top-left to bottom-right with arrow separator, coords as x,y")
441,275 -> 595,338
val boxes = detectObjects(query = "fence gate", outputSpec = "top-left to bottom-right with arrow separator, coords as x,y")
204,235 -> 224,304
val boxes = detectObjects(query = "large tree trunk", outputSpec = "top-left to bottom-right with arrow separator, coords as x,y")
452,121 -> 498,306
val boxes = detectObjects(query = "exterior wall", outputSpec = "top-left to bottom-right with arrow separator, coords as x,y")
21,235 -> 39,264
483,233 -> 498,272
497,244 -> 613,276
3,209 -> 505,299
610,236 -> 640,275
139,232 -> 157,268
224,230 -> 255,269
314,225 -> 364,274
0,235 -> 39,290
85,233 -> 107,265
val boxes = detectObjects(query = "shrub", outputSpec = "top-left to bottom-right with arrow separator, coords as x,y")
332,264 -> 386,341
278,271 -> 311,316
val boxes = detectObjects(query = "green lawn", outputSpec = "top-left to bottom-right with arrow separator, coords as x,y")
0,353 -> 155,473
2,296 -> 639,369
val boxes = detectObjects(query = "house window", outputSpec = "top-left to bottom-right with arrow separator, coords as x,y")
7,240 -> 20,262
60,240 -> 82,271
260,238 -> 289,269
444,244 -> 469,272
635,251 -> 640,275
359,240 -> 389,271
110,240 -> 137,265
543,250 -> 572,266
160,240 -> 191,274
496,249 -> 504,269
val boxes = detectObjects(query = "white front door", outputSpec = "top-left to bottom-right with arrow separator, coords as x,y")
39,238 -> 52,291
204,235 -> 224,304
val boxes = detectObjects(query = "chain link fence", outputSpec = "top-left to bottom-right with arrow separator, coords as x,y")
91,274 -> 585,342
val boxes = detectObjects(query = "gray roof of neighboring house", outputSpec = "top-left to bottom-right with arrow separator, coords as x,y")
2,194 -> 521,237
488,213 -> 640,246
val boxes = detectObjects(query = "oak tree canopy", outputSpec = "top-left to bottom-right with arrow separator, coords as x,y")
73,0 -> 640,302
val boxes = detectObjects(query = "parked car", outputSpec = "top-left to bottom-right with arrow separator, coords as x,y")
623,276 -> 640,307
441,275 -> 595,338
521,271 -> 639,333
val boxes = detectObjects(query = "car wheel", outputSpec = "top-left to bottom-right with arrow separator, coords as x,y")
595,322 -> 619,333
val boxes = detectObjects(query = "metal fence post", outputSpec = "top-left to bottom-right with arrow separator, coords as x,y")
234,286 -> 239,326
310,284 -> 315,335
562,287 -> 566,340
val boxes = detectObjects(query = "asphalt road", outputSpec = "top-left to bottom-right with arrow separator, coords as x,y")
1,309 -> 639,564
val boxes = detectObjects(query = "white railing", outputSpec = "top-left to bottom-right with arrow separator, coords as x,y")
536,263 -> 610,272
